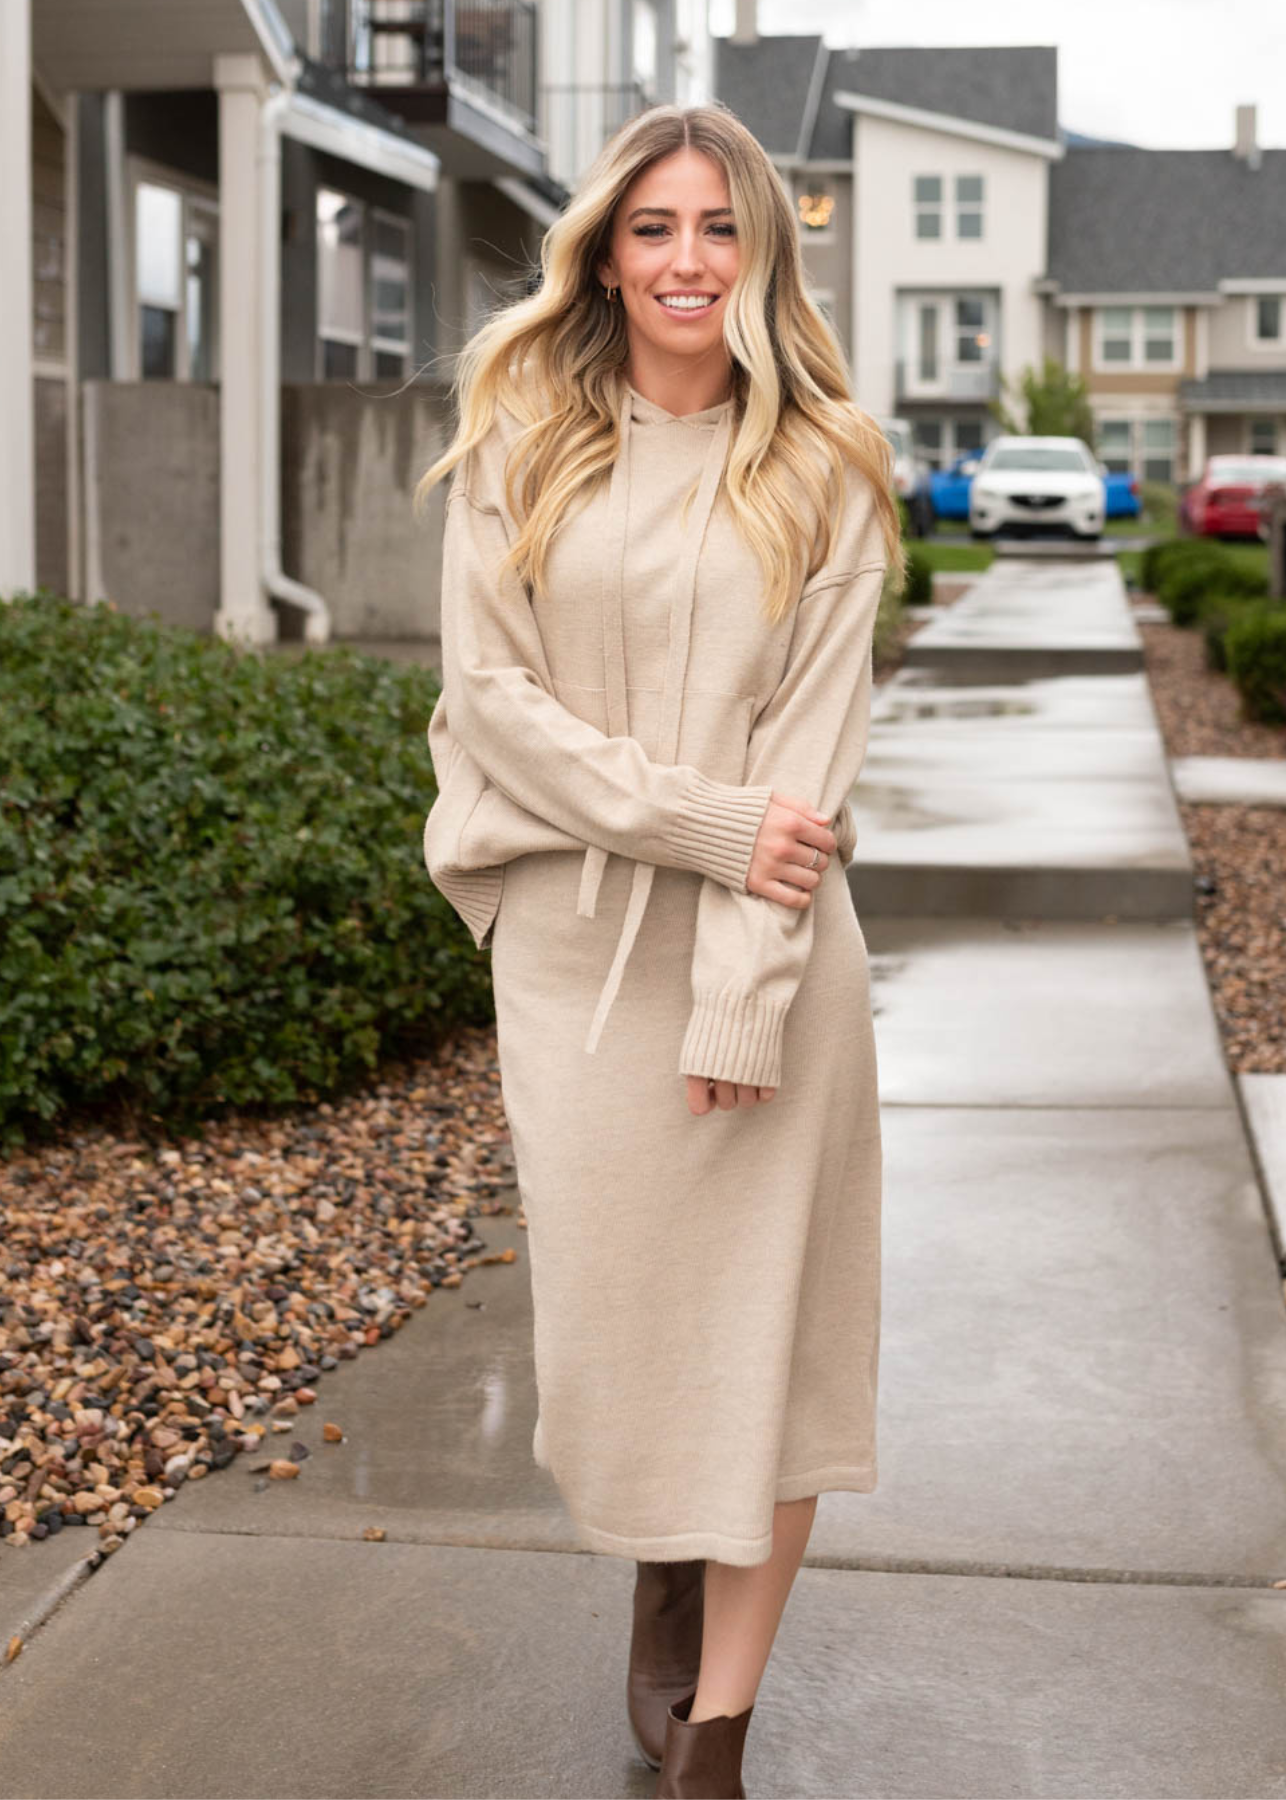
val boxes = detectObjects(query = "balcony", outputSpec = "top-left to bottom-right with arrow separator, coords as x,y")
333,0 -> 536,146
895,358 -> 1000,404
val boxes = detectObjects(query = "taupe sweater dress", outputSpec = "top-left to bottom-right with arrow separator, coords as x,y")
424,375 -> 886,1567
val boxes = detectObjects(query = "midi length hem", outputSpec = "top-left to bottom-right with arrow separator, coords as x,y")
560,1463 -> 878,1569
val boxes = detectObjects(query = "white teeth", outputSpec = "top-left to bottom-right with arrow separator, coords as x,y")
658,295 -> 714,310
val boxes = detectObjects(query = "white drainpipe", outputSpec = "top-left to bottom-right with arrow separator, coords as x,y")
258,81 -> 331,644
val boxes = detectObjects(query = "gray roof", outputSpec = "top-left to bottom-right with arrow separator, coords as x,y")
1180,371 -> 1286,411
715,33 -> 824,157
714,39 -> 1059,162
1047,149 -> 1286,292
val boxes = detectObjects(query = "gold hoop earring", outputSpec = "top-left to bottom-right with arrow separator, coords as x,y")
605,282 -> 619,303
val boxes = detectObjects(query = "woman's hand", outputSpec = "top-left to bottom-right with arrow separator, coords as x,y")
683,793 -> 833,1112
686,1075 -> 777,1115
746,792 -> 836,907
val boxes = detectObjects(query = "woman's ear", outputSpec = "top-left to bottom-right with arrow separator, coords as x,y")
595,258 -> 616,292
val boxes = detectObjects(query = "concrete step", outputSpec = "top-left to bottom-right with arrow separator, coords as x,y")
903,555 -> 1144,677
848,668 -> 1192,920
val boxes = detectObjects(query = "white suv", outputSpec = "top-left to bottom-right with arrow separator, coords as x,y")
969,435 -> 1105,542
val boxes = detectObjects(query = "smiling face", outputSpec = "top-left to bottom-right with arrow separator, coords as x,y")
597,145 -> 740,382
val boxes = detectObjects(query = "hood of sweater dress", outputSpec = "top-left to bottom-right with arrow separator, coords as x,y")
424,373 -> 858,1052
570,377 -> 737,1055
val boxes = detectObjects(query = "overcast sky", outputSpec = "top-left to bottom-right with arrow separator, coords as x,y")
708,0 -> 1286,150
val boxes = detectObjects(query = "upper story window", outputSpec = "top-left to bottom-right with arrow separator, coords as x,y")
132,166 -> 219,381
914,173 -> 985,240
913,175 -> 942,239
317,187 -> 412,380
955,174 -> 984,238
1254,295 -> 1283,344
1095,304 -> 1178,370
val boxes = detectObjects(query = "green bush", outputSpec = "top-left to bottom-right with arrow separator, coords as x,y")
1138,481 -> 1178,534
1226,608 -> 1286,725
0,594 -> 494,1146
902,546 -> 934,606
1140,537 -> 1222,597
1200,595 -> 1272,673
1155,545 -> 1267,627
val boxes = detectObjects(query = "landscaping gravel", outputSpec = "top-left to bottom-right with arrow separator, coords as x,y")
1137,604 -> 1286,1074
0,1025 -> 515,1555
1137,612 -> 1286,759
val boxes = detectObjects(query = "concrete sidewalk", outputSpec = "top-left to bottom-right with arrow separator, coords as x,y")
3,559 -> 1286,1798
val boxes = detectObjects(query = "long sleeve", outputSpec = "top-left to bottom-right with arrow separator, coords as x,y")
439,427 -> 775,893
678,465 -> 888,1088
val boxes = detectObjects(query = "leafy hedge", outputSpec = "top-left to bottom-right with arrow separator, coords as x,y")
902,546 -> 934,607
1226,609 -> 1286,725
0,594 -> 494,1146
1144,539 -> 1268,626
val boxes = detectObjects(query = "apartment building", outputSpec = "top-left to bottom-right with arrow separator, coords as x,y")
716,13 -> 1286,486
4,0 -> 713,643
1041,111 -> 1286,484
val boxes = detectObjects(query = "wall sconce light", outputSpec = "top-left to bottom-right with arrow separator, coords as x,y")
797,193 -> 835,231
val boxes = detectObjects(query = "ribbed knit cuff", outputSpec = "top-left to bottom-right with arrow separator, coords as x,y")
679,987 -> 792,1089
664,770 -> 774,892
429,864 -> 504,951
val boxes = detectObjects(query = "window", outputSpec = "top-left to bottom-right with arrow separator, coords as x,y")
1254,295 -> 1283,343
1095,305 -> 1177,370
1096,417 -> 1177,482
1142,306 -> 1175,362
1098,419 -> 1133,474
1141,418 -> 1176,481
1250,419 -> 1279,455
956,420 -> 985,454
955,174 -> 984,239
917,302 -> 938,381
914,419 -> 944,469
317,187 -> 414,380
955,297 -> 986,363
132,172 -> 219,381
371,212 -> 411,377
914,175 -> 941,239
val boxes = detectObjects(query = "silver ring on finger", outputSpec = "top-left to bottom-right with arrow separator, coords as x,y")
808,846 -> 821,869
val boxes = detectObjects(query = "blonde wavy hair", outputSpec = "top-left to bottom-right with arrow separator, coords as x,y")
413,101 -> 905,623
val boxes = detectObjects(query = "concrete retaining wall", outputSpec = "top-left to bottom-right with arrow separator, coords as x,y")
81,379 -> 454,640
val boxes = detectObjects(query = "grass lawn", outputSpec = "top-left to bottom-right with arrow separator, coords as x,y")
911,540 -> 994,573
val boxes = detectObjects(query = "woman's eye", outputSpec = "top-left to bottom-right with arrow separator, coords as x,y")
631,222 -> 736,239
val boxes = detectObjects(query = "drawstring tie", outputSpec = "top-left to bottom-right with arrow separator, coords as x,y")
578,380 -> 734,1055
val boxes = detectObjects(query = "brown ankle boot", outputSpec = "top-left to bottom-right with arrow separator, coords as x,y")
652,1689 -> 755,1799
626,1558 -> 706,1769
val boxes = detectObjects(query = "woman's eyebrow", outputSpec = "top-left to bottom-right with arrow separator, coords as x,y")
625,206 -> 734,221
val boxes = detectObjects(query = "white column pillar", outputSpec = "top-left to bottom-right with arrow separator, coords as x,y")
1065,305 -> 1080,375
1187,411 -> 1206,481
0,0 -> 35,599
214,53 -> 275,644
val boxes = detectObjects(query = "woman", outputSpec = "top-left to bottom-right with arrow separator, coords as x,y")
418,100 -> 902,1799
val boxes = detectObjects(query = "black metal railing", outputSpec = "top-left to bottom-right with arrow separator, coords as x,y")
339,0 -> 539,136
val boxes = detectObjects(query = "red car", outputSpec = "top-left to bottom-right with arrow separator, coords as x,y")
1180,453 -> 1286,538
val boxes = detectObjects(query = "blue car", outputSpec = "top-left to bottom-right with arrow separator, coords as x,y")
1104,470 -> 1141,520
929,451 -> 980,521
929,452 -> 1142,523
